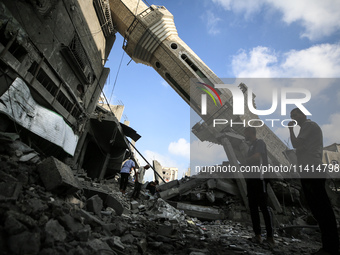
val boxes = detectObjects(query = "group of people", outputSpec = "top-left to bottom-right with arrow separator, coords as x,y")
119,108 -> 339,255
246,108 -> 339,255
119,160 -> 159,199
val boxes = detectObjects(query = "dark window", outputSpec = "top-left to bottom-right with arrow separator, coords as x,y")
171,43 -> 178,50
28,62 -> 58,96
0,26 -> 27,62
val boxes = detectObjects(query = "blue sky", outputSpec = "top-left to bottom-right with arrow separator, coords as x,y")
103,0 -> 340,181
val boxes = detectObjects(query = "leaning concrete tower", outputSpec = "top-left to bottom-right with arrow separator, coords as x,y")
109,0 -> 290,168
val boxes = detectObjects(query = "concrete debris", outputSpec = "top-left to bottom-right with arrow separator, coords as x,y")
0,138 -> 336,254
37,157 -> 81,195
176,202 -> 223,221
86,194 -> 103,216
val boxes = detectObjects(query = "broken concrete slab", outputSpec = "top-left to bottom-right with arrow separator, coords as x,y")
130,200 -> 139,210
159,187 -> 179,200
158,179 -> 179,191
58,214 -> 84,234
83,187 -> 125,216
121,233 -> 134,244
86,238 -> 112,253
178,178 -> 207,194
105,195 -> 125,216
45,219 -> 67,243
207,179 -> 217,189
37,157 -> 81,195
86,195 -> 103,216
206,191 -> 215,203
215,179 -> 239,196
0,182 -> 22,201
105,236 -> 125,251
79,209 -> 104,227
176,202 -> 223,221
4,215 -> 28,235
8,231 -> 40,255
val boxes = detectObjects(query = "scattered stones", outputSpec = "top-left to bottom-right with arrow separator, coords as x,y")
0,138 -> 332,255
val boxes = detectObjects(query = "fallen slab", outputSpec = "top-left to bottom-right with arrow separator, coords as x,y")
37,157 -> 81,195
215,179 -> 239,196
158,179 -> 179,191
176,202 -> 224,221
83,187 -> 125,216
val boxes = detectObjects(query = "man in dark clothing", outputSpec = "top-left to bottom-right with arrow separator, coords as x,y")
244,127 -> 275,246
146,180 -> 159,195
289,108 -> 339,255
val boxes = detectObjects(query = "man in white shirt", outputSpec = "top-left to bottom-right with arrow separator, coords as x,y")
131,164 -> 150,199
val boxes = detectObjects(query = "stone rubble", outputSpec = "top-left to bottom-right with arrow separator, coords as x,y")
0,138 -> 338,254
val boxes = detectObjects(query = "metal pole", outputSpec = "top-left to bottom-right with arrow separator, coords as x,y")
128,140 -> 166,183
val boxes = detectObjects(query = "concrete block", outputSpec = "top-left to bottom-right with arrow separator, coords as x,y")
159,187 -> 179,200
177,202 -> 223,221
105,195 -> 124,216
156,224 -> 173,237
207,179 -> 216,189
87,239 -> 112,253
37,157 -> 81,195
8,231 -> 40,255
86,195 -> 103,216
105,236 -> 125,250
138,205 -> 146,212
45,219 -> 67,242
178,178 -> 207,194
206,191 -> 215,203
130,200 -> 139,210
58,214 -> 83,233
158,179 -> 179,191
215,179 -> 239,196
121,233 -> 134,244
83,187 -> 124,216
79,209 -> 104,227
0,182 -> 22,201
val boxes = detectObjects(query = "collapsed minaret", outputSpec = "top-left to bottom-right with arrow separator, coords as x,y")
109,0 -> 290,168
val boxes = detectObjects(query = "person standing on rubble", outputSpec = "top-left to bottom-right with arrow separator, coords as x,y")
244,127 -> 275,246
288,108 -> 339,255
120,158 -> 135,194
131,164 -> 150,199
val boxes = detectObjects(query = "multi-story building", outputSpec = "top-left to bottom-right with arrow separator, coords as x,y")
0,0 -> 139,179
161,167 -> 178,182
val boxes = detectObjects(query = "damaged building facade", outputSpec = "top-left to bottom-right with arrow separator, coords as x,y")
0,0 -> 140,179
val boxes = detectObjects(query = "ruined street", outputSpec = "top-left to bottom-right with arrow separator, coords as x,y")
0,138 -> 339,254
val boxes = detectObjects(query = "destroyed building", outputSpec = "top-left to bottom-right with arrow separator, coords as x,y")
0,0 -> 141,179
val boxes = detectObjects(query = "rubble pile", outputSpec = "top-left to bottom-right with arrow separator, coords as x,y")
0,137 -> 337,254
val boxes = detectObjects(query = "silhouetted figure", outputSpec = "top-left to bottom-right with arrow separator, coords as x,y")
289,108 -> 339,255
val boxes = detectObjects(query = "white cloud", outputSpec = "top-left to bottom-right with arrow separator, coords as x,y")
212,0 -> 340,40
201,10 -> 222,35
321,113 -> 340,146
168,138 -> 190,158
232,44 -> 340,78
190,140 -> 226,166
230,44 -> 340,105
232,47 -> 278,78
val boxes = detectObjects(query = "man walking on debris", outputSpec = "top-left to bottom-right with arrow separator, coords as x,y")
244,127 -> 275,246
120,157 -> 135,194
288,108 -> 339,255
131,164 -> 150,199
